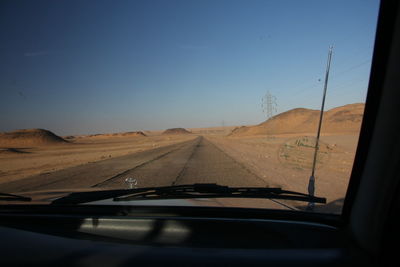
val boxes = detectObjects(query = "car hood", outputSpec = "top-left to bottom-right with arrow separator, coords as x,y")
1,188 -> 292,210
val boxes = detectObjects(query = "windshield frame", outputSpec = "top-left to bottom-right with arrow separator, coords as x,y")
340,0 -> 393,224
0,1 -> 385,225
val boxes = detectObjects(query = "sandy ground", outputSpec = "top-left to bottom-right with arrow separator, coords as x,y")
0,127 -> 359,213
206,132 -> 359,212
0,134 -> 195,185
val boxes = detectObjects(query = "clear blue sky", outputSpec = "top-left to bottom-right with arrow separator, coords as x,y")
0,0 -> 380,135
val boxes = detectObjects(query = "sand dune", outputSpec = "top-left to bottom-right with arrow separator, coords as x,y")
162,128 -> 191,135
0,129 -> 68,147
76,131 -> 147,139
230,103 -> 364,136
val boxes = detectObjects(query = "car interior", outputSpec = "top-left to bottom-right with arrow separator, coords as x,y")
0,0 -> 399,266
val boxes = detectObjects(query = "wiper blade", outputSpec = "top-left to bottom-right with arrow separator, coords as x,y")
52,184 -> 326,205
0,192 -> 31,202
114,184 -> 326,203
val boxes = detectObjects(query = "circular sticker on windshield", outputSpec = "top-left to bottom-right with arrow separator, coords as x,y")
278,136 -> 332,170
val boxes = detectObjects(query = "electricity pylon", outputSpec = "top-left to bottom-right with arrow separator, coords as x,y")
261,91 -> 277,119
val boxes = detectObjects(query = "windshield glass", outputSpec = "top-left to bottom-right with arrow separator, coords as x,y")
0,0 -> 380,213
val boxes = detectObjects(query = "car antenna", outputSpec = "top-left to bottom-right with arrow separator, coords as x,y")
307,45 -> 333,211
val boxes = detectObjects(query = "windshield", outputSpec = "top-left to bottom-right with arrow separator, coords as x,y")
0,0 -> 380,214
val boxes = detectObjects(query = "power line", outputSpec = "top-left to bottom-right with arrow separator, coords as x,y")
332,59 -> 371,77
287,58 -> 371,98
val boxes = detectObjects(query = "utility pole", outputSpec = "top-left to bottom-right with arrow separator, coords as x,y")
307,46 -> 333,211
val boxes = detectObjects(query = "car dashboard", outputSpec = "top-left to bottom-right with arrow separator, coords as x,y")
0,205 -> 369,266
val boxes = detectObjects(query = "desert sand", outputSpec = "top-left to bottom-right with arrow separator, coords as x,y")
0,103 -> 364,213
0,130 -> 195,184
207,133 -> 358,212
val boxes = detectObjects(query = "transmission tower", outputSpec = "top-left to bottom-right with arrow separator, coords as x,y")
261,91 -> 277,119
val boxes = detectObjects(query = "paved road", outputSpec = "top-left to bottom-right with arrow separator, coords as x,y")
2,136 -> 267,193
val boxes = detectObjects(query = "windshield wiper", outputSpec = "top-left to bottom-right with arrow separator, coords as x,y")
0,192 -> 31,202
52,184 -> 326,205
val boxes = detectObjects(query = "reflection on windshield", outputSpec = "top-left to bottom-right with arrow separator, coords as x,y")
0,0 -> 379,214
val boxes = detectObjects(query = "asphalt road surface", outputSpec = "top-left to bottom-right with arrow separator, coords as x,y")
2,136 -> 267,193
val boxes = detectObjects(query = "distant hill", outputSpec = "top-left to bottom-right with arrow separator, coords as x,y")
162,128 -> 191,135
84,131 -> 147,139
112,131 -> 147,137
229,103 -> 365,136
0,129 -> 68,147
189,126 -> 237,135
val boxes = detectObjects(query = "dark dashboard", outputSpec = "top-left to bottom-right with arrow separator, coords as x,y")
0,206 -> 365,267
